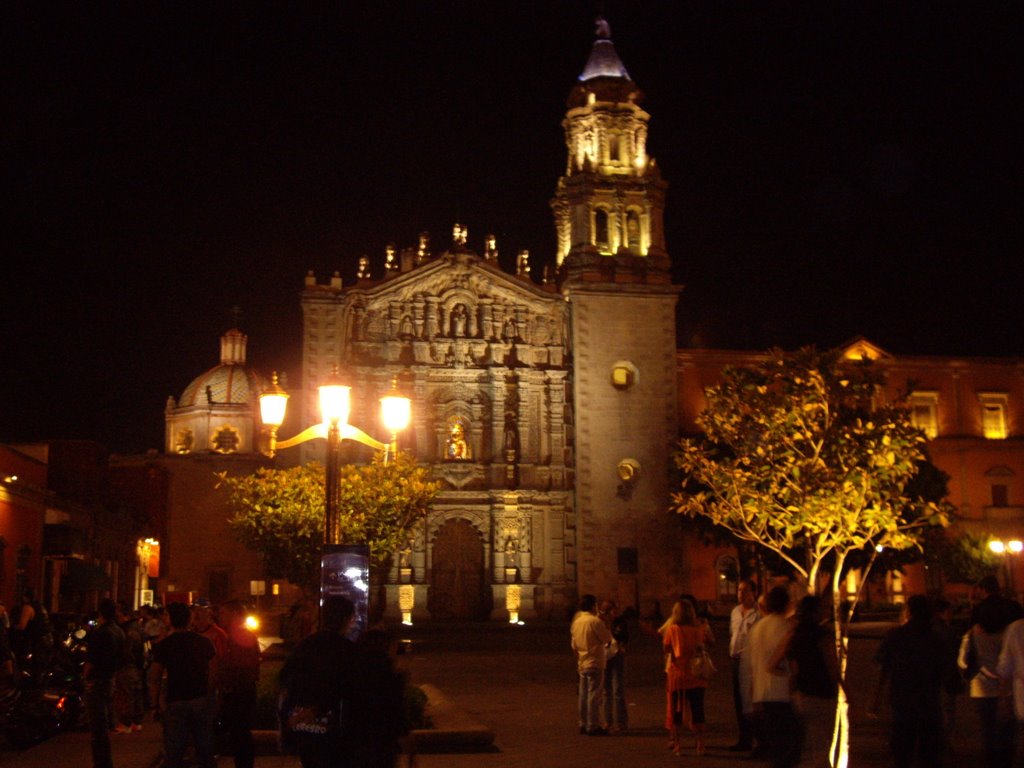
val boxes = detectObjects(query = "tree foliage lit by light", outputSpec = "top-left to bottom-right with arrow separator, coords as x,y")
672,347 -> 950,767
218,452 -> 440,595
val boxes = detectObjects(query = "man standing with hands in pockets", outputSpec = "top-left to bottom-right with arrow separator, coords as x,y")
571,594 -> 612,736
729,579 -> 761,753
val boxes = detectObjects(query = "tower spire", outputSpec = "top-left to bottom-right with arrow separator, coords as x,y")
551,17 -> 669,282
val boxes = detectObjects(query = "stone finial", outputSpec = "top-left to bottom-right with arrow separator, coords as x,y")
517,250 -> 531,278
417,232 -> 431,265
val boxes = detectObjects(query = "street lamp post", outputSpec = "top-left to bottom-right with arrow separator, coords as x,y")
259,368 -> 411,627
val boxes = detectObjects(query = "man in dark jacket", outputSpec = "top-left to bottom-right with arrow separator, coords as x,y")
279,596 -> 363,768
85,598 -> 126,768
872,594 -> 947,768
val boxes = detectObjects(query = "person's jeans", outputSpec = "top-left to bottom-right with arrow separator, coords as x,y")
85,678 -> 115,768
114,666 -> 144,726
889,713 -> 943,768
163,696 -> 216,768
577,668 -> 604,733
973,696 -> 1014,768
220,688 -> 257,768
732,656 -> 755,747
603,653 -> 627,729
794,694 -> 836,768
761,700 -> 800,768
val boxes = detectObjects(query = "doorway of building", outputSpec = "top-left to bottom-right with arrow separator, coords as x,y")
429,518 -> 487,620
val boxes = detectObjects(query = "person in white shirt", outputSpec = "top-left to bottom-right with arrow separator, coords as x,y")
995,614 -> 1024,766
729,579 -> 761,752
747,585 -> 798,768
571,594 -> 612,736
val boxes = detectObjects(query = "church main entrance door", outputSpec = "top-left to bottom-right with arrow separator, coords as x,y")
429,518 -> 487,620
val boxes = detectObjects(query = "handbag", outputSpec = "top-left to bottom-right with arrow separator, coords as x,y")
689,645 -> 717,680
606,638 -> 619,660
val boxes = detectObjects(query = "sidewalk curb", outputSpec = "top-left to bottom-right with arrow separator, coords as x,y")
408,683 -> 496,753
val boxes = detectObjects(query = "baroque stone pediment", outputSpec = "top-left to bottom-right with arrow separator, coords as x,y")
359,254 -> 557,310
344,253 -> 568,353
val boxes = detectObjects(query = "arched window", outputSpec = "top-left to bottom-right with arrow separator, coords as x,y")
626,210 -> 641,250
595,209 -> 609,251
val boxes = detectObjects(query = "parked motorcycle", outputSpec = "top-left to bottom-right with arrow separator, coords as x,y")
0,626 -> 85,748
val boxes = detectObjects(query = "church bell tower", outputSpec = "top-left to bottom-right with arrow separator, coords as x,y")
556,19 -> 683,606
552,18 -> 670,282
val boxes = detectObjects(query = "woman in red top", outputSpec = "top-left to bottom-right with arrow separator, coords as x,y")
663,599 -> 714,756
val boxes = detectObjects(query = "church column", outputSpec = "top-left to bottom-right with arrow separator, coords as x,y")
489,368 -> 507,464
424,297 -> 440,339
546,371 -> 568,474
517,504 -> 533,581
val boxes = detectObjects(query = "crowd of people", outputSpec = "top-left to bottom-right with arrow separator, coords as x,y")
569,576 -> 1024,768
69,593 -> 405,768
74,597 -> 261,768
13,574 -> 1024,767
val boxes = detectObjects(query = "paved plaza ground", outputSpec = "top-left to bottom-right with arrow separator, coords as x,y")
8,616 -> 982,767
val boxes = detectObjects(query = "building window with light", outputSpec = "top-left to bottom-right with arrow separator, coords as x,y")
979,392 -> 1009,439
909,391 -> 939,439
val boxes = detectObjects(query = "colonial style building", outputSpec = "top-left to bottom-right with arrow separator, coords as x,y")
679,340 -> 1024,604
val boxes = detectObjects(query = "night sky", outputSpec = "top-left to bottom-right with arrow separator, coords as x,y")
3,2 -> 1020,454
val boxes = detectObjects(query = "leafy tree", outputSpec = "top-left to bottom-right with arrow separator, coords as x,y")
672,347 -> 949,764
924,528 -> 999,585
219,452 -> 440,595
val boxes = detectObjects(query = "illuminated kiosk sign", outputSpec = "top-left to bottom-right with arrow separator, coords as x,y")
321,544 -> 371,642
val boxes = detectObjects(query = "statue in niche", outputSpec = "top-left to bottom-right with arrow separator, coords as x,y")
504,412 -> 519,454
504,536 -> 517,566
446,421 -> 470,460
399,315 -> 414,339
502,317 -> 517,341
451,304 -> 468,337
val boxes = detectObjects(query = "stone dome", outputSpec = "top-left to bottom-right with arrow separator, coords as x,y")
178,328 -> 266,406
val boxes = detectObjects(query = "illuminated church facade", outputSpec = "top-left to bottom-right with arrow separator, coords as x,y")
292,25 -> 686,621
